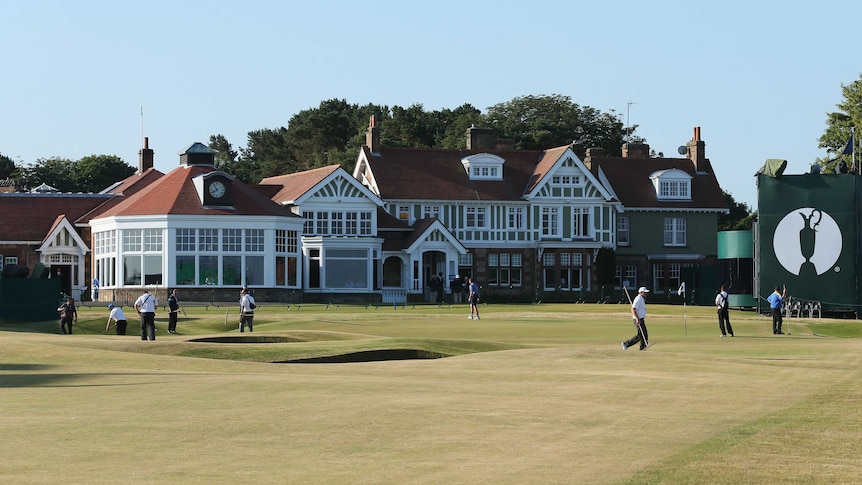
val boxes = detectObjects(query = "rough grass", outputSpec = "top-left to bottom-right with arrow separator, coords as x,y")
1,303 -> 861,484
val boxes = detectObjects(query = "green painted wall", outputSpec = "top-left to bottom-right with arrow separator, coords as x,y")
616,212 -> 718,256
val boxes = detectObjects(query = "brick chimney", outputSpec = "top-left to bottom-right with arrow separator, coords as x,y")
685,126 -> 706,171
466,125 -> 497,150
621,142 -> 650,159
138,137 -> 154,173
365,115 -> 381,155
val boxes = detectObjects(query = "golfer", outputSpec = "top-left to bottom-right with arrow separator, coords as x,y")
622,287 -> 650,351
106,303 -> 128,335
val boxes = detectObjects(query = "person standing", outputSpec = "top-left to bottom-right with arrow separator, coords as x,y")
57,296 -> 77,334
134,290 -> 158,341
622,287 -> 650,351
239,288 -> 256,332
91,277 -> 100,302
468,277 -> 480,320
106,303 -> 128,335
167,289 -> 180,334
715,285 -> 734,337
767,286 -> 787,335
451,275 -> 463,304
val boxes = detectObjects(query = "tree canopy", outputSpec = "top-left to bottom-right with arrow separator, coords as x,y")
0,152 -> 16,179
211,95 -> 640,183
485,94 -> 634,153
817,74 -> 862,173
12,155 -> 134,192
718,190 -> 756,231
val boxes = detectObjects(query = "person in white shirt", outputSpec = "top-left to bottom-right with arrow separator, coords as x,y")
239,288 -> 256,333
715,285 -> 734,337
106,303 -> 128,335
134,290 -> 158,341
622,287 -> 650,351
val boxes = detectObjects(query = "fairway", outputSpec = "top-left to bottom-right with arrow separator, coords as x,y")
2,303 -> 861,484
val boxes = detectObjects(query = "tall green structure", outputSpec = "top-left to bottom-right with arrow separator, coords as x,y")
717,230 -> 756,308
755,173 -> 859,315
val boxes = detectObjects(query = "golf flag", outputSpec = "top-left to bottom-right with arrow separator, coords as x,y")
841,133 -> 854,156
677,282 -> 685,296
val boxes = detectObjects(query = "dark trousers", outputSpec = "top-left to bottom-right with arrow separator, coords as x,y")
140,312 -> 156,340
60,319 -> 73,334
718,308 -> 733,336
116,320 -> 127,335
624,318 -> 649,350
240,314 -> 254,332
771,308 -> 783,334
168,312 -> 178,332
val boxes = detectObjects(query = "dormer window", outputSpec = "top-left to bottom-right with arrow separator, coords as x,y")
650,169 -> 692,201
462,153 -> 504,180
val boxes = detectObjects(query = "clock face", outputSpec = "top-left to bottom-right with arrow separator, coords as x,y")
208,181 -> 226,199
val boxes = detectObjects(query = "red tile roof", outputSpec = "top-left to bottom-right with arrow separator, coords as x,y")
361,146 -> 549,201
94,165 -> 300,218
585,156 -> 727,210
77,168 -> 164,223
261,165 -> 342,204
0,193 -> 111,242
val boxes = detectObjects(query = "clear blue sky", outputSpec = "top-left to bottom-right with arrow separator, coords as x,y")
2,0 -> 860,208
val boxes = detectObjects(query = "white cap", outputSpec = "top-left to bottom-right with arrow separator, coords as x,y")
638,287 -> 650,293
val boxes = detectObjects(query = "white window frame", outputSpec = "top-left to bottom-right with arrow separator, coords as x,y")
617,216 -> 630,245
541,207 -> 560,237
507,207 -> 525,230
465,206 -> 487,229
664,217 -> 687,246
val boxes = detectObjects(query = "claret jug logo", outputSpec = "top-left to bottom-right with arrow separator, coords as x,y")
773,207 -> 842,276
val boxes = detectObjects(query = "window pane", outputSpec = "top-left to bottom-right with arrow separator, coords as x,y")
144,255 -> 162,285
176,255 -> 195,285
123,256 -> 141,285
325,259 -> 366,288
223,256 -> 241,286
200,255 -> 218,285
245,229 -> 264,252
245,255 -> 264,286
223,229 -> 242,252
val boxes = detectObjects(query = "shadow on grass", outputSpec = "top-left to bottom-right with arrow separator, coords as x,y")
277,349 -> 448,363
190,336 -> 306,344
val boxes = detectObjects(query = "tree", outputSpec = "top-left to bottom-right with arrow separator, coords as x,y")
208,134 -> 256,182
74,155 -> 135,192
484,94 -> 632,153
718,190 -> 755,231
13,157 -> 76,191
0,152 -> 16,179
817,75 -> 862,173
240,127 -> 295,182
285,99 -> 370,171
430,104 -> 484,149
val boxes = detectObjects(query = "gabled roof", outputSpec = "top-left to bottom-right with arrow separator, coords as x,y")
0,193 -> 111,242
585,155 -> 727,211
262,164 -> 383,207
261,165 -> 342,204
39,215 -> 89,253
93,165 -> 300,218
357,146 -> 547,201
524,145 -> 569,194
402,218 -> 467,254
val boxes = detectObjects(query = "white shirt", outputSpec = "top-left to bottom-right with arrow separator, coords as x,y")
715,291 -> 728,309
631,294 -> 647,319
240,294 -> 255,314
109,307 -> 127,321
135,292 -> 158,313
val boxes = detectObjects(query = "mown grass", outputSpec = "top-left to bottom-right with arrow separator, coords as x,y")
1,303 -> 861,484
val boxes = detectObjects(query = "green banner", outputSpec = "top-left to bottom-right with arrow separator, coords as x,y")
757,174 -> 858,310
